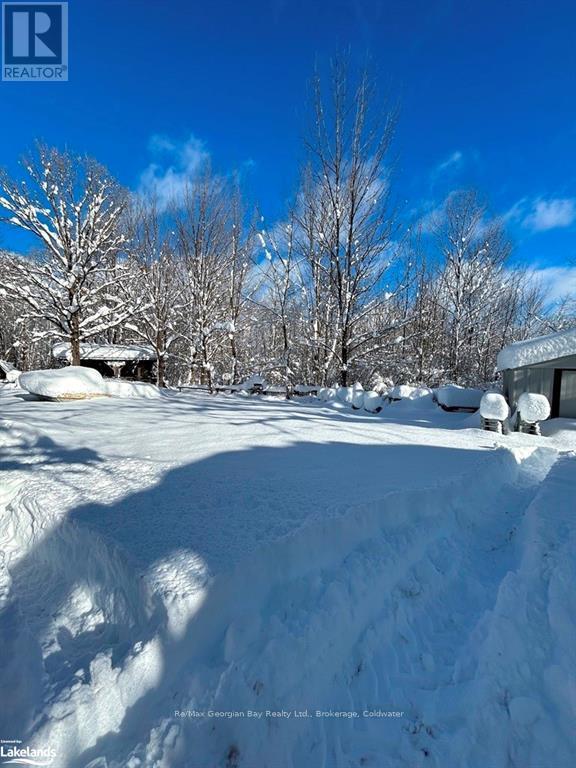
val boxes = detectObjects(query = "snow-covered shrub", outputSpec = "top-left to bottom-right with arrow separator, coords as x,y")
480,392 -> 509,421
517,393 -> 551,423
388,384 -> 415,401
103,380 -> 164,399
337,386 -> 354,405
19,366 -> 106,400
363,391 -> 382,413
369,372 -> 393,395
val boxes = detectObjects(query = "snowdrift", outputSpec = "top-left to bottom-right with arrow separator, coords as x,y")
103,379 -> 165,399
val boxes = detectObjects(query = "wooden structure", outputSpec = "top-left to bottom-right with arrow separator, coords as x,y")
497,329 -> 576,419
52,343 -> 156,381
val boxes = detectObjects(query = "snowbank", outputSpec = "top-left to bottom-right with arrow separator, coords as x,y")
103,379 -> 164,399
436,385 -> 484,410
497,327 -> 576,370
480,392 -> 509,421
517,392 -> 551,423
19,366 -> 106,400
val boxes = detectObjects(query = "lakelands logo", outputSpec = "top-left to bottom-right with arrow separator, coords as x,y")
0,741 -> 56,766
2,2 -> 68,81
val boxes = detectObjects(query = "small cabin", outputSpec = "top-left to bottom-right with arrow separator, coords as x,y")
497,328 -> 576,419
52,342 -> 157,381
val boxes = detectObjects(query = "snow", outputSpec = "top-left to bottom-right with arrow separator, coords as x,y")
480,392 -> 510,421
497,327 -> 576,370
0,386 -> 575,768
362,391 -> 382,413
19,366 -> 106,400
5,369 -> 21,384
517,392 -> 551,423
52,342 -> 157,362
436,384 -> 484,410
388,384 -> 415,400
103,379 -> 165,399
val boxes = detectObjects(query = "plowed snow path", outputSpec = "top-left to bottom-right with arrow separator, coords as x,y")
0,389 -> 574,768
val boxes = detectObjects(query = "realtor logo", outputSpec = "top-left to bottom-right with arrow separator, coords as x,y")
2,2 -> 68,81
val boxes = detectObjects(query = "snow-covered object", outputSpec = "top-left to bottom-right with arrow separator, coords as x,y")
497,327 -> 576,371
337,386 -> 354,405
389,384 -> 415,400
318,387 -> 337,402
53,342 -> 156,362
436,385 -> 483,410
363,391 -> 382,413
480,392 -> 510,421
19,366 -> 106,400
103,379 -> 164,399
517,392 -> 551,423
5,369 -> 21,384
237,374 -> 266,391
351,382 -> 364,409
410,386 -> 433,399
293,384 -> 319,394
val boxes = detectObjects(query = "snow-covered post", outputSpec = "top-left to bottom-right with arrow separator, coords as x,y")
516,393 -> 551,436
479,392 -> 509,434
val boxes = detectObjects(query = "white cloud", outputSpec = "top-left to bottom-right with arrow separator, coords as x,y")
435,150 -> 463,175
138,133 -> 210,210
529,265 -> 576,302
522,198 -> 576,232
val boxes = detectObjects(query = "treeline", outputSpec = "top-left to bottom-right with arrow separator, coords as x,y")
0,64 -> 572,389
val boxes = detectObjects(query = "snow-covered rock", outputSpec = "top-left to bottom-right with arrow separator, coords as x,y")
517,392 -> 551,423
103,379 -> 164,399
436,385 -> 484,410
19,367 -> 106,400
363,391 -> 382,413
480,392 -> 510,421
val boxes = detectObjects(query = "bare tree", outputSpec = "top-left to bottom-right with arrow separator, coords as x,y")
297,60 -> 400,385
124,200 -> 184,387
0,145 -> 130,365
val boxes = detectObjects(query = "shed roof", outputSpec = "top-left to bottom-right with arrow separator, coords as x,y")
52,342 -> 157,363
496,327 -> 576,371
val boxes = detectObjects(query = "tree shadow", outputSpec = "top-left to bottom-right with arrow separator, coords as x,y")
0,433 -> 494,767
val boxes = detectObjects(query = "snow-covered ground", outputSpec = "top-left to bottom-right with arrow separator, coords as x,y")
0,387 -> 575,768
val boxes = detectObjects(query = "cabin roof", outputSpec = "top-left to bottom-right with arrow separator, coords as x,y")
52,342 -> 157,363
497,327 -> 576,371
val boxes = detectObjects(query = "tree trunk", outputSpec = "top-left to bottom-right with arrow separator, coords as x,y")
70,313 -> 81,366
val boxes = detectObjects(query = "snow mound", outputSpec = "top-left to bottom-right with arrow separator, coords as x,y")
497,327 -> 576,370
389,384 -> 415,400
351,382 -> 364,409
517,392 -> 551,423
19,366 -> 106,400
436,385 -> 483,410
363,391 -> 382,413
480,392 -> 510,421
103,379 -> 164,399
337,386 -> 354,405
318,387 -> 337,401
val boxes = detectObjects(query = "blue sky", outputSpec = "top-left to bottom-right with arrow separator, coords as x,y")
1,0 -> 575,299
